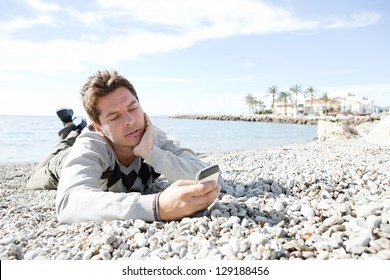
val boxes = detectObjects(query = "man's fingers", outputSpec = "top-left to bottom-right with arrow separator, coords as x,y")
173,180 -> 195,187
189,184 -> 220,208
144,113 -> 153,126
194,181 -> 219,196
173,180 -> 220,204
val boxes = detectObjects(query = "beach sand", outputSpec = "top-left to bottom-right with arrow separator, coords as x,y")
0,139 -> 389,260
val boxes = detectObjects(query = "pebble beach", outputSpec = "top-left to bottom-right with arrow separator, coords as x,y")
0,138 -> 389,260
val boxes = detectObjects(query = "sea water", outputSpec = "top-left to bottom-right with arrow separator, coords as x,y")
0,115 -> 317,164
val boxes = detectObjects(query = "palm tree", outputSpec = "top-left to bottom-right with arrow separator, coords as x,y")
289,84 -> 303,115
256,100 -> 265,114
266,85 -> 278,114
321,92 -> 329,115
306,86 -> 316,114
245,93 -> 256,114
278,91 -> 293,115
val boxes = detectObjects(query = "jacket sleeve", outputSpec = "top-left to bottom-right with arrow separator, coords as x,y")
55,132 -> 156,224
144,127 -> 223,185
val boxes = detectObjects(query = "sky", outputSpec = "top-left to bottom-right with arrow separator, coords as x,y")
0,0 -> 389,117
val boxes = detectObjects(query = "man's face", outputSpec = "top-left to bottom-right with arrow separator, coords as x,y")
92,86 -> 145,150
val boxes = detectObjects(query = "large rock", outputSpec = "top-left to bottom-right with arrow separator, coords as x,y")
317,120 -> 360,142
353,121 -> 379,136
364,115 -> 390,146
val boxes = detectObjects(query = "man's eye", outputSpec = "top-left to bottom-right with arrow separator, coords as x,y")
110,116 -> 119,121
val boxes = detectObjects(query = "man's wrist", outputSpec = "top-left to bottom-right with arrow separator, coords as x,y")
134,144 -> 153,159
143,145 -> 153,158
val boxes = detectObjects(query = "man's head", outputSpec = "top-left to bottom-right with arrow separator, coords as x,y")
82,70 -> 146,155
81,70 -> 139,124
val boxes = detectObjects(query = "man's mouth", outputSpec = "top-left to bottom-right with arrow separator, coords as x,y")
125,129 -> 141,138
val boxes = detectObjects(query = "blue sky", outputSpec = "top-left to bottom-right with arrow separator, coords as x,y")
1,0 -> 389,117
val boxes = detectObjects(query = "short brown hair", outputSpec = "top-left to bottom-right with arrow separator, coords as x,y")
81,70 -> 139,124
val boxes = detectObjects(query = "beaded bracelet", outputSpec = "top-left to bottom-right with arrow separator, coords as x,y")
153,192 -> 162,222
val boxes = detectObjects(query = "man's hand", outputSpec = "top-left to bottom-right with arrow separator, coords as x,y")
133,113 -> 154,159
158,180 -> 221,221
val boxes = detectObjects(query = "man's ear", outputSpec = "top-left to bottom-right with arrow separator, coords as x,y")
92,121 -> 105,137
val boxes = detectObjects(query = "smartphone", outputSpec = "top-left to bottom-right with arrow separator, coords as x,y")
195,164 -> 220,184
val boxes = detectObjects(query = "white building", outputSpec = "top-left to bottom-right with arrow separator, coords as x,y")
273,92 -> 374,116
332,93 -> 374,115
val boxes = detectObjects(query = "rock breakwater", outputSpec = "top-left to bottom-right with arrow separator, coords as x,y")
171,113 -> 387,126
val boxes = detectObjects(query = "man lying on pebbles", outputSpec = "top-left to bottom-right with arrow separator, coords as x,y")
25,69 -> 223,224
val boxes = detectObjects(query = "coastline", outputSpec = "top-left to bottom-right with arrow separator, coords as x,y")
1,138 -> 389,260
171,112 -> 388,126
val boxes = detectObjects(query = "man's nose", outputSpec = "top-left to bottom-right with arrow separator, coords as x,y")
124,112 -> 135,125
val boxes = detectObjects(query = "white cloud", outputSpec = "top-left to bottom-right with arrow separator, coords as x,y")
0,0 -> 383,78
96,0 -> 317,35
0,38 -> 88,75
25,0 -> 61,13
66,8 -> 103,26
0,14 -> 55,32
0,29 -> 194,76
325,12 -> 381,29
0,71 -> 29,81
